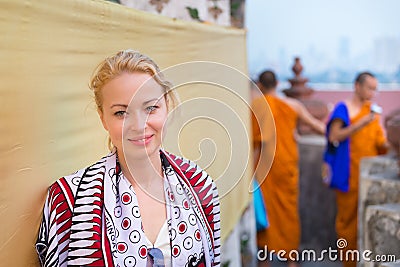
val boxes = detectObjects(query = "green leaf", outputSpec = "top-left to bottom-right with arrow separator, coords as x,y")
186,7 -> 201,21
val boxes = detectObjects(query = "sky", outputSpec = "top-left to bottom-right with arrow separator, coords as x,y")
245,0 -> 400,82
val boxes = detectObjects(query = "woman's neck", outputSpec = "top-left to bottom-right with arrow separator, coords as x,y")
117,150 -> 163,190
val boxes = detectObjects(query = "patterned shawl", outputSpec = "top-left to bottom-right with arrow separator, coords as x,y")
36,150 -> 220,267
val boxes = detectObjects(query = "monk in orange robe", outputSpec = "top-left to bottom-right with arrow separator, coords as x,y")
327,72 -> 388,267
252,70 -> 325,267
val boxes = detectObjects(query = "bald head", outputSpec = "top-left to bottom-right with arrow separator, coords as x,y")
354,71 -> 378,102
258,70 -> 278,92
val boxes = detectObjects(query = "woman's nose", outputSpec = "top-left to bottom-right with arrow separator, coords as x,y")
126,112 -> 147,131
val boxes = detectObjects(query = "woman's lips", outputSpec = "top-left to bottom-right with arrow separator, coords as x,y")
128,134 -> 154,146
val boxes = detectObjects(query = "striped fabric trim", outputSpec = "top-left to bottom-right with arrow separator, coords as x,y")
163,151 -> 221,266
67,159 -> 106,266
36,179 -> 74,267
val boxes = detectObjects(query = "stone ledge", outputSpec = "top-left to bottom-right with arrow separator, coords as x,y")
360,155 -> 399,179
297,134 -> 326,146
364,203 -> 400,267
378,260 -> 400,267
359,156 -> 400,255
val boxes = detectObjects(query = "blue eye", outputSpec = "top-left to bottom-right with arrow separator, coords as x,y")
114,111 -> 126,117
146,106 -> 158,113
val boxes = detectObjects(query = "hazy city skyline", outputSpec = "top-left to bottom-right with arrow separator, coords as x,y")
245,0 -> 400,86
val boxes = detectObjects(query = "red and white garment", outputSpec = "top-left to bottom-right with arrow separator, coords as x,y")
36,150 -> 220,267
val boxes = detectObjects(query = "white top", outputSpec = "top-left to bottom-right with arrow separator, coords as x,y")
144,220 -> 171,267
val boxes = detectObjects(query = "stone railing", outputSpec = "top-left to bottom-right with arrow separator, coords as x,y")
359,155 -> 400,267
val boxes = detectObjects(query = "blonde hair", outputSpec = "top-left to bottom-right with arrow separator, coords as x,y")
89,49 -> 179,150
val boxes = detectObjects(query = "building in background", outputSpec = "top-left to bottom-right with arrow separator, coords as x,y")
107,0 -> 246,28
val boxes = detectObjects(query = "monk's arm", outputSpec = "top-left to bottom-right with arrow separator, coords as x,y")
328,113 -> 375,143
295,101 -> 326,135
374,119 -> 390,154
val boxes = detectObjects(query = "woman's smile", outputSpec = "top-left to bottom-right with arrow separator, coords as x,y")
127,134 -> 154,146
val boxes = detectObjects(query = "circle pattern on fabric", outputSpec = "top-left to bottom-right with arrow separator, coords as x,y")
114,206 -> 122,218
182,199 -> 190,210
132,206 -> 140,218
183,236 -> 193,250
178,221 -> 187,234
117,242 -> 128,254
105,154 -> 209,266
121,217 -> 131,230
188,214 -> 197,226
129,230 -> 141,243
172,245 -> 181,257
173,206 -> 181,219
138,245 -> 148,259
176,184 -> 183,195
194,229 -> 201,241
121,192 -> 132,205
124,256 -> 136,267
71,177 -> 81,186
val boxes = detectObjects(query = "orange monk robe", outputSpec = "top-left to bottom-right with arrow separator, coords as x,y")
252,94 -> 300,254
251,94 -> 275,182
335,102 -> 387,267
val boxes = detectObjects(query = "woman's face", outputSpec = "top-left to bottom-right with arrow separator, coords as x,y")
99,72 -> 168,161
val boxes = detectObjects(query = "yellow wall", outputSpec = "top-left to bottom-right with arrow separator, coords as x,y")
0,0 -> 252,265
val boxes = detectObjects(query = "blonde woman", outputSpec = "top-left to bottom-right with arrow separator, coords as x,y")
36,50 -> 220,267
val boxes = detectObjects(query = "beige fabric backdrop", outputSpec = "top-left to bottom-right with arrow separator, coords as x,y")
0,0 -> 252,265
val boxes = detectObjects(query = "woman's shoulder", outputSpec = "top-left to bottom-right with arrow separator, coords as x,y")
162,150 -> 216,186
163,151 -> 206,173
48,152 -> 114,194
45,166 -> 89,203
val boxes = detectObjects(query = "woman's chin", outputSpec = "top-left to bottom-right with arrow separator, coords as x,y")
123,145 -> 161,162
